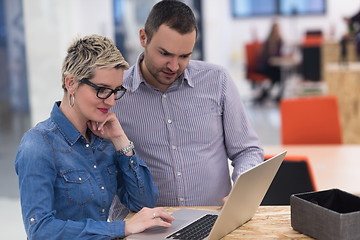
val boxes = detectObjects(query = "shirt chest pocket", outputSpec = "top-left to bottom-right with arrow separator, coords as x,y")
177,104 -> 222,142
61,170 -> 95,205
184,104 -> 220,118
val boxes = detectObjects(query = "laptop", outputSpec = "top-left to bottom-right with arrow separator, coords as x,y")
127,151 -> 286,240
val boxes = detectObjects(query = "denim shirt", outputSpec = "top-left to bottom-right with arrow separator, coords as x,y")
15,102 -> 158,240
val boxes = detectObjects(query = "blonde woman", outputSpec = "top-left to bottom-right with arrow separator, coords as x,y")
15,34 -> 174,240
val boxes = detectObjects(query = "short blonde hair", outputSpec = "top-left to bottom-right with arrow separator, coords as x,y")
61,34 -> 129,91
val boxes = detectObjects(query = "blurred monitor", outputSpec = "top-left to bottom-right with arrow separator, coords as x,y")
231,0 -> 326,17
280,0 -> 326,16
231,0 -> 277,18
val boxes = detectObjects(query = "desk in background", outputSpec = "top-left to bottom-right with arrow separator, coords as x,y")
125,206 -> 312,240
264,145 -> 360,195
324,62 -> 360,144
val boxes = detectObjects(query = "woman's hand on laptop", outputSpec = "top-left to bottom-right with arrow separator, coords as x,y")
125,207 -> 175,236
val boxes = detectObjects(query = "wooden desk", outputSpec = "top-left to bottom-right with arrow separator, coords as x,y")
125,206 -> 312,239
264,145 -> 360,195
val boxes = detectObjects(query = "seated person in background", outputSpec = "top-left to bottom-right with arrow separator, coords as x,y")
256,21 -> 284,103
110,0 -> 264,220
15,34 -> 174,240
344,8 -> 360,60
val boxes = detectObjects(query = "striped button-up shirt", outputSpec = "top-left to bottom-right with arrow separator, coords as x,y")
112,54 -> 264,208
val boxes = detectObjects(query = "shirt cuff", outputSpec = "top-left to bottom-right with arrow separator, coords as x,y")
108,220 -> 125,239
117,151 -> 148,168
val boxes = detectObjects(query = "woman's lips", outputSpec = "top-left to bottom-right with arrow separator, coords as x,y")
98,108 -> 109,114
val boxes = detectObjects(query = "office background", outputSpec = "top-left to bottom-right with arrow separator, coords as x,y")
1,0 -> 359,239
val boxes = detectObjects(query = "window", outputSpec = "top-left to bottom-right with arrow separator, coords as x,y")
231,0 -> 326,18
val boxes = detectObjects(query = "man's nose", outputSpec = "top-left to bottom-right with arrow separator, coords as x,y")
167,57 -> 180,72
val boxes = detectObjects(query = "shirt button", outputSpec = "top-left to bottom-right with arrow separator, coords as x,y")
100,186 -> 105,190
167,119 -> 172,124
78,177 -> 82,181
177,172 -> 182,176
163,94 -> 167,98
179,198 -> 185,202
85,144 -> 89,147
171,145 -> 177,150
30,217 -> 35,222
93,165 -> 97,169
101,209 -> 106,213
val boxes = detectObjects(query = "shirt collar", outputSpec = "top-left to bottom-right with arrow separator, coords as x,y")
183,66 -> 194,88
51,101 -> 83,146
124,53 -> 194,92
123,54 -> 145,92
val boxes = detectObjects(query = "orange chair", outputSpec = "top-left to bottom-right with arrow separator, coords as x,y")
301,33 -> 323,81
280,95 -> 342,144
244,41 -> 268,88
261,155 -> 316,205
302,35 -> 323,47
302,30 -> 323,47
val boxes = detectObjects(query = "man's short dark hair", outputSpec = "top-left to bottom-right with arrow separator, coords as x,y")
144,0 -> 198,43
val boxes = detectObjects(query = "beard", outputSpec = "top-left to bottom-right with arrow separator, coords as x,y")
145,61 -> 181,89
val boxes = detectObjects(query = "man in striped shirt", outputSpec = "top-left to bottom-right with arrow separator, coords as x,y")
110,0 -> 264,219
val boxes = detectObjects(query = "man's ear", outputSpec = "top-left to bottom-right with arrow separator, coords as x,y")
65,76 -> 76,94
139,29 -> 147,47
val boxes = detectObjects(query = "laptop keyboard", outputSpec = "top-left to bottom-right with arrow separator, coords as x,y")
166,214 -> 218,239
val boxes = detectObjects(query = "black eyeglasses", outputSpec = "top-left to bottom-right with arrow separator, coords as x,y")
79,78 -> 127,100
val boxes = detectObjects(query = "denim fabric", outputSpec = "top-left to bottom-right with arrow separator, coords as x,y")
15,102 -> 158,240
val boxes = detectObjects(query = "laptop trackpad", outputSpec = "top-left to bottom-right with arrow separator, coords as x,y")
127,219 -> 188,239
142,219 -> 188,233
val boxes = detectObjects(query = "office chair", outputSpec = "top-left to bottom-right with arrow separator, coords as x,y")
280,95 -> 342,144
244,41 -> 268,88
301,30 -> 323,81
261,155 -> 316,205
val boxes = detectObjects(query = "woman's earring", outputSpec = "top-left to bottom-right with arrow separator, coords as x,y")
69,94 -> 75,107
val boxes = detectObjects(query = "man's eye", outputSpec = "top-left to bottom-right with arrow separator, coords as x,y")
161,52 -> 169,56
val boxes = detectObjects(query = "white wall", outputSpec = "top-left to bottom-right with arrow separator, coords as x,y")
23,0 -> 114,126
24,0 -> 360,126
